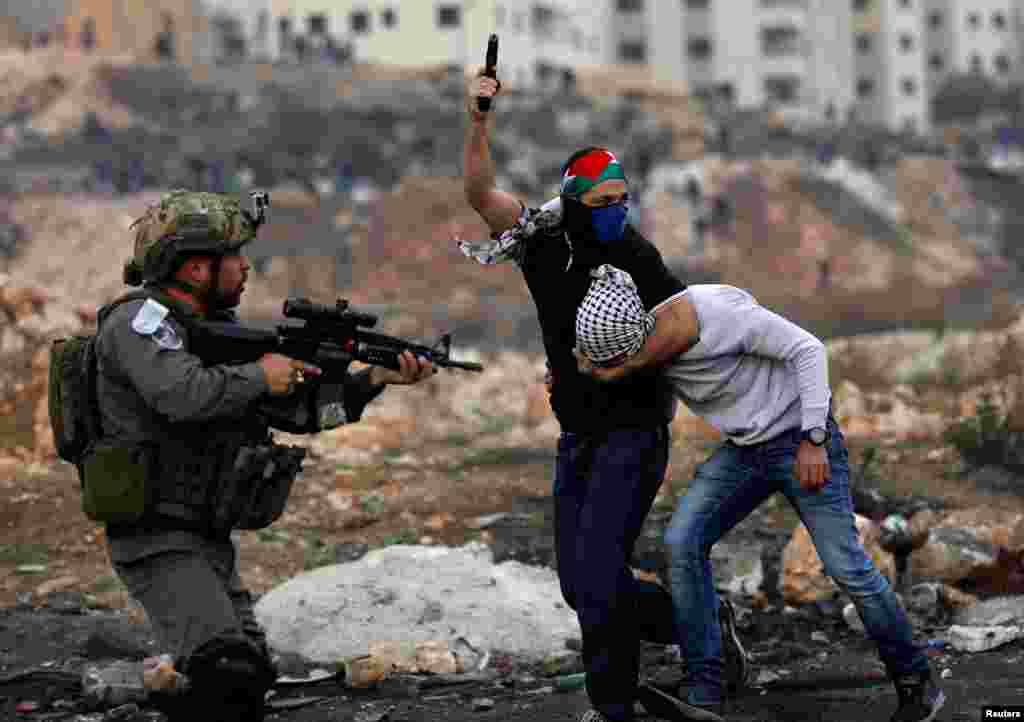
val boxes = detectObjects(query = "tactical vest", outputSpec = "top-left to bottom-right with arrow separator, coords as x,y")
54,288 -> 305,536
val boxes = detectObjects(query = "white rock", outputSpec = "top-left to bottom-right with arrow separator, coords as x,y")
843,602 -> 866,634
710,540 -> 764,597
953,595 -> 1024,627
753,670 -> 782,686
947,624 -> 1024,653
255,543 -> 580,664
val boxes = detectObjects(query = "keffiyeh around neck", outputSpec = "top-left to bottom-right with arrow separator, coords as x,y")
575,264 -> 655,365
457,198 -> 569,267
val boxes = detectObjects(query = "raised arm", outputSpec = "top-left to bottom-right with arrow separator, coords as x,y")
463,67 -> 524,236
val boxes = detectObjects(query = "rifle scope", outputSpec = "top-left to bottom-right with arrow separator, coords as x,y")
282,298 -> 379,328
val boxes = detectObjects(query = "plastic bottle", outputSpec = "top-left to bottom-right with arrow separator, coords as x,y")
81,656 -> 190,709
81,661 -> 149,708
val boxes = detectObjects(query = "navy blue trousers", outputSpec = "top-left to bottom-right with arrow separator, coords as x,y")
554,425 -> 677,722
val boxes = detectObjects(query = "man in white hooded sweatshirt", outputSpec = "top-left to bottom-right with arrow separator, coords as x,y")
572,265 -> 944,722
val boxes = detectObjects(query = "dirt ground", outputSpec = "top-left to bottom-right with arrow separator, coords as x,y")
2,433 -> 1024,721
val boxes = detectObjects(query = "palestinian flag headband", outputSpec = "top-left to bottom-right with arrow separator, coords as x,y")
560,149 -> 627,198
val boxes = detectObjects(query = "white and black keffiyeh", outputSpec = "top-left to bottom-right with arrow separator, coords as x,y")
575,264 -> 656,366
457,198 -> 567,267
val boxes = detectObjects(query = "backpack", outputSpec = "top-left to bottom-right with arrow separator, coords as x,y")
48,292 -> 148,475
48,334 -> 103,472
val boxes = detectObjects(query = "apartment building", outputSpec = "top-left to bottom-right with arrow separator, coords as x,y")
62,0 -> 205,63
265,0 -> 608,91
852,0 -> 930,133
611,0 -> 856,121
201,0 -> 275,60
923,0 -> 1018,87
850,0 -> 1021,134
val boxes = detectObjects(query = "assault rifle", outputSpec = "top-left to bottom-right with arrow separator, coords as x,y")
190,298 -> 484,377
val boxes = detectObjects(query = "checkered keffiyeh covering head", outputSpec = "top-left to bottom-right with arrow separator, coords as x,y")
575,264 -> 655,365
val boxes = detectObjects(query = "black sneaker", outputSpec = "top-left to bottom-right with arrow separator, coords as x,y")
578,709 -> 612,722
891,671 -> 946,722
718,598 -> 751,695
637,681 -> 725,722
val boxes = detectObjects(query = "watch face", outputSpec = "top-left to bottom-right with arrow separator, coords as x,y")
809,428 -> 828,445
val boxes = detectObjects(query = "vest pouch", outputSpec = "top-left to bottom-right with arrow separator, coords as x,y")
80,442 -> 154,524
209,444 -> 268,535
235,444 -> 306,530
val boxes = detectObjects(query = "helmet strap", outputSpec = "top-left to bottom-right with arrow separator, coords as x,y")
205,254 -> 225,311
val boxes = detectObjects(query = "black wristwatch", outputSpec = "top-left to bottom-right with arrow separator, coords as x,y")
802,427 -> 830,446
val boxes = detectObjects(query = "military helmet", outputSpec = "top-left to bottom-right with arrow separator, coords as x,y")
123,189 -> 269,286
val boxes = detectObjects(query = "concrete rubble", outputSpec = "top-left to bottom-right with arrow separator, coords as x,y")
253,543 -> 579,665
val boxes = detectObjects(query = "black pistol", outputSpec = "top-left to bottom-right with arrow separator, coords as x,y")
477,34 -> 499,113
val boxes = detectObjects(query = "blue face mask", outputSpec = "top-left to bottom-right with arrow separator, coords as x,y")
590,202 -> 629,243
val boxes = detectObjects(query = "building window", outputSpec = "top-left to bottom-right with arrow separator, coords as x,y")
688,36 -> 712,60
929,53 -> 944,71
970,52 -> 982,72
495,4 -> 505,27
903,117 -> 917,134
992,11 -> 1006,30
764,75 -> 800,103
856,33 -> 871,53
852,0 -> 870,12
617,0 -> 644,11
761,26 -> 801,57
351,11 -> 370,33
927,11 -> 942,29
381,8 -> 397,28
898,33 -> 914,52
619,40 -> 647,62
901,77 -> 917,96
532,5 -> 555,36
437,5 -> 461,28
966,12 -> 980,29
995,54 -> 1011,74
536,62 -> 555,85
572,28 -> 583,50
589,36 -> 600,52
686,0 -> 710,8
898,0 -> 911,7
308,14 -> 327,34
857,77 -> 874,97
512,12 -> 524,32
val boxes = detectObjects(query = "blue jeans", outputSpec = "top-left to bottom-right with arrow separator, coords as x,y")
555,426 -> 677,722
664,415 -> 929,706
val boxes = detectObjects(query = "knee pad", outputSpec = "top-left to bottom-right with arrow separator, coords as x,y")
178,632 -> 276,720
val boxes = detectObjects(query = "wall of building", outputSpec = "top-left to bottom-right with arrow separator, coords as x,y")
63,0 -> 201,63
879,0 -> 929,133
266,0 -> 604,91
946,0 -> 1017,79
806,0 -> 855,118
